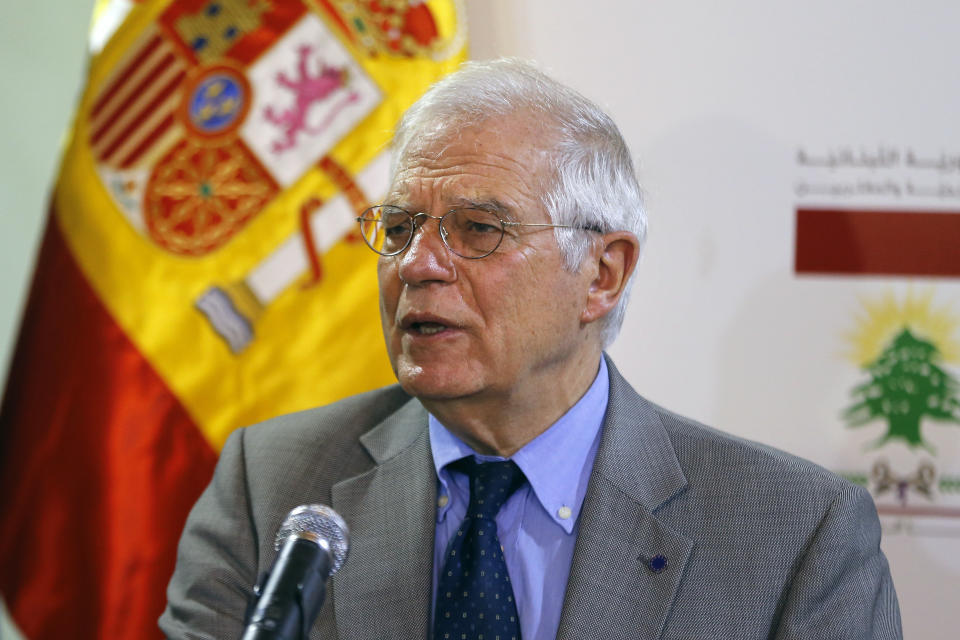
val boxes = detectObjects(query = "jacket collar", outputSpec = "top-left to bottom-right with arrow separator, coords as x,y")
556,356 -> 693,639
330,396 -> 435,640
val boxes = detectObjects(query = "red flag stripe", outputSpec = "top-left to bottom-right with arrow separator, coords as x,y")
795,208 -> 960,277
90,50 -> 181,149
89,33 -> 165,119
876,504 -> 960,518
89,41 -> 178,142
118,112 -> 177,169
95,67 -> 186,165
0,209 -> 218,638
110,89 -> 181,167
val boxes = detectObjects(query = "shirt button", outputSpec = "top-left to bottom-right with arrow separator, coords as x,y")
557,506 -> 572,519
438,495 -> 449,508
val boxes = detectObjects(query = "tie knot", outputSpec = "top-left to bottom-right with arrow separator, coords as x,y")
452,458 -> 526,518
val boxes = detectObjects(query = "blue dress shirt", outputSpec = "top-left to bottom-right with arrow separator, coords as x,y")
429,358 -> 610,640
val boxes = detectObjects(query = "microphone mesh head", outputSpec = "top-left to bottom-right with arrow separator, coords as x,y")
275,504 -> 350,575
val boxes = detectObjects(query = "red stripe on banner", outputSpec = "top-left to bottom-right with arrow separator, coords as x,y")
795,208 -> 960,277
876,504 -> 960,519
90,34 -> 165,119
119,112 -> 176,168
0,210 -> 218,639
90,52 -> 178,147
97,68 -> 186,163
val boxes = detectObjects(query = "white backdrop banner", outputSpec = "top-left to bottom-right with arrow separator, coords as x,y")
464,1 -> 960,637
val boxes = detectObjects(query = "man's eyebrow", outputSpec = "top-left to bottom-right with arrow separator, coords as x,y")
451,197 -> 515,220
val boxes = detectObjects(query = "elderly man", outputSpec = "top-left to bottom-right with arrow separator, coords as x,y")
161,59 -> 901,639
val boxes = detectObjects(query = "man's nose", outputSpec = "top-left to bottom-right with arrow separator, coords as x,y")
396,216 -> 456,285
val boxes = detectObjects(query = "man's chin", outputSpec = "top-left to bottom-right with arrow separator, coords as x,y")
395,362 -> 480,401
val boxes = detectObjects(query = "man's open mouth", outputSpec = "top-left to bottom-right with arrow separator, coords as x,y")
410,322 -> 448,335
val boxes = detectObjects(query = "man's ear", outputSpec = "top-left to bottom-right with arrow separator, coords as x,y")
581,231 -> 640,325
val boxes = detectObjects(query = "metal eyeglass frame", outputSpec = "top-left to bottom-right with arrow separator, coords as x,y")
356,205 -> 600,259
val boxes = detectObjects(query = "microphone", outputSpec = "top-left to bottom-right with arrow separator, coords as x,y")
241,504 -> 349,640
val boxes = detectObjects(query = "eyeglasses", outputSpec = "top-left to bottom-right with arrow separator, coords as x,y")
356,205 -> 598,259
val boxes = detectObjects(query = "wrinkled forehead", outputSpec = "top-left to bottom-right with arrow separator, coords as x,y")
389,112 -> 558,200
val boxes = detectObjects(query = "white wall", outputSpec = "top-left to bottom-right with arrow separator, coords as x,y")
0,1 -> 95,386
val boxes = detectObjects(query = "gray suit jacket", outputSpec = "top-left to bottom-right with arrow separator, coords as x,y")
160,359 -> 902,639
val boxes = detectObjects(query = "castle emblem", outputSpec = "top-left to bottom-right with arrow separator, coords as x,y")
174,0 -> 271,64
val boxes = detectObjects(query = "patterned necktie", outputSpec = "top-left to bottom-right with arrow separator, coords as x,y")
434,458 -> 526,640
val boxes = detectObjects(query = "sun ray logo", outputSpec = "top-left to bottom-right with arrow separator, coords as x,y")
843,289 -> 960,452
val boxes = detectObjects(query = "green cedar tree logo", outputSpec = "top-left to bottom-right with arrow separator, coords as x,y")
844,327 -> 960,452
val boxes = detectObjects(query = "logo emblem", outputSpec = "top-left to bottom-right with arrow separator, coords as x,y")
263,45 -> 358,153
838,289 -> 960,536
144,139 -> 276,256
844,290 -> 960,452
182,66 -> 251,138
88,29 -> 188,170
240,12 -> 382,186
83,0 -> 463,355
173,0 -> 271,64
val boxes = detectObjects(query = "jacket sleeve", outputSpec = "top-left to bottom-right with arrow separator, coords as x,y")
771,482 -> 902,639
159,428 -> 259,639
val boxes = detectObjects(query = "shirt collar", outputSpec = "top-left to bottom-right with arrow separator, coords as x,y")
429,357 -> 609,534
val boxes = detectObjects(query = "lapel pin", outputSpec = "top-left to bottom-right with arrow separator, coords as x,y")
640,554 -> 668,574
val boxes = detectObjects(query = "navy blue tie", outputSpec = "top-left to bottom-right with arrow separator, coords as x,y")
434,458 -> 526,640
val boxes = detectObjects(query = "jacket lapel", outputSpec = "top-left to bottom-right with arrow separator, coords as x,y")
330,398 -> 436,640
557,358 -> 694,640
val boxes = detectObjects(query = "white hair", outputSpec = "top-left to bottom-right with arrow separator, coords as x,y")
391,58 -> 647,347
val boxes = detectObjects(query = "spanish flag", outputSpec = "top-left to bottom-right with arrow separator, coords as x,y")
0,1 -> 465,637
